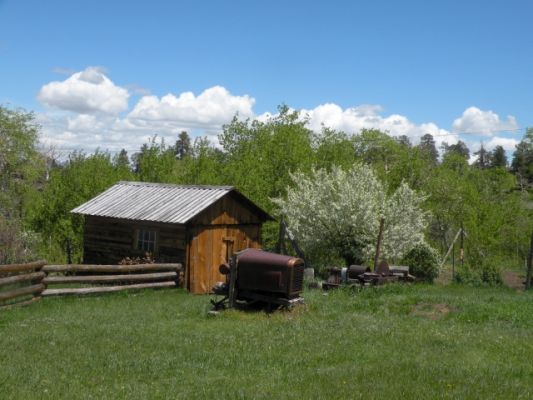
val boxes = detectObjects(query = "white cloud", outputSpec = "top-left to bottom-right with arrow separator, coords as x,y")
452,106 -> 518,135
36,71 -> 519,161
38,67 -> 129,114
127,86 -> 255,130
38,93 -> 462,156
485,136 -> 519,151
294,103 -> 457,148
67,114 -> 103,131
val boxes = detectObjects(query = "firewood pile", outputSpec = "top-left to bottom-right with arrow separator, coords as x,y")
119,253 -> 155,265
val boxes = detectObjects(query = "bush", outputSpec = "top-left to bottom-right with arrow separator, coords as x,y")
401,243 -> 439,283
454,262 -> 502,287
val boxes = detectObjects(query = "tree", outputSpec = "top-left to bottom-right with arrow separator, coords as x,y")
473,143 -> 490,169
396,135 -> 412,148
511,127 -> 533,187
442,140 -> 470,161
313,127 -> 357,170
0,106 -> 45,262
30,151 -> 134,262
174,131 -> 191,160
132,137 -> 177,182
273,164 -> 428,267
418,134 -> 439,165
490,145 -> 507,168
0,106 -> 45,218
176,136 -> 225,185
113,149 -> 130,171
219,105 -> 315,212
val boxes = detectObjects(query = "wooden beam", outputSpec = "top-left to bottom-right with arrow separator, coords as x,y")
0,260 -> 46,274
43,271 -> 178,284
0,296 -> 41,310
439,228 -> 462,270
43,263 -> 182,273
0,271 -> 45,288
0,284 -> 45,302
41,281 -> 176,297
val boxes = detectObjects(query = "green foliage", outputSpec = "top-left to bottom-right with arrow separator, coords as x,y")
0,106 -> 46,262
511,127 -> 533,187
454,262 -> 503,286
0,214 -> 39,263
442,140 -> 470,161
417,133 -> 439,165
313,127 -> 357,170
0,106 -> 45,216
30,151 -> 134,262
400,243 -> 439,282
490,145 -> 507,168
219,105 -> 315,212
176,137 -> 225,185
133,137 -> 177,182
473,143 -> 490,169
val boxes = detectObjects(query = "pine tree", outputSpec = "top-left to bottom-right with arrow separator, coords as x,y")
473,143 -> 490,169
174,131 -> 191,160
490,145 -> 507,168
418,134 -> 439,164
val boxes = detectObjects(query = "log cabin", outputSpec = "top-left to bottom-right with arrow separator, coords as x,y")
71,181 -> 272,293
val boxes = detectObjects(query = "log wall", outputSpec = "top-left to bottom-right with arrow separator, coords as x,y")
83,216 -> 187,264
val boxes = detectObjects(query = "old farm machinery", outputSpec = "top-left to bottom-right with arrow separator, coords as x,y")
322,261 -> 415,290
211,248 -> 305,311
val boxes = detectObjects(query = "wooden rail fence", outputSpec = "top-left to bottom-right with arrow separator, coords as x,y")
0,261 -> 182,308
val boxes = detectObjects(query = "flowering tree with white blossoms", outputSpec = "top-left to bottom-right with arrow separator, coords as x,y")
273,164 -> 428,266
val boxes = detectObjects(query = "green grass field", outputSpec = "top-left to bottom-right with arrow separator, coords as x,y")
1,284 -> 532,399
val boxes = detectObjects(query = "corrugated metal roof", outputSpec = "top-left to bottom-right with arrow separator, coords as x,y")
71,181 -> 238,224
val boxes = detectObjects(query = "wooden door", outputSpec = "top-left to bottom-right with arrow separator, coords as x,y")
187,225 -> 262,294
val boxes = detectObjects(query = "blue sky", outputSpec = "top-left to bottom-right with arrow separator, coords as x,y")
1,0 -> 531,157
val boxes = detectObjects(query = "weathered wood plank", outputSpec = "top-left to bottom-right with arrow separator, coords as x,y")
42,281 -> 176,296
42,263 -> 182,273
43,271 -> 178,284
0,271 -> 45,287
84,233 -> 132,244
0,283 -> 45,302
0,260 -> 46,274
0,296 -> 41,310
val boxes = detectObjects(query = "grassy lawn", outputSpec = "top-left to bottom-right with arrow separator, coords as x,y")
1,284 -> 532,399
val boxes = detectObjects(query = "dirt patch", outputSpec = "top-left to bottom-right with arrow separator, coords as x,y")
502,270 -> 525,292
411,303 -> 455,320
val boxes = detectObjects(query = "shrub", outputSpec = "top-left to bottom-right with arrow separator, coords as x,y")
400,243 -> 439,283
454,262 -> 502,287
